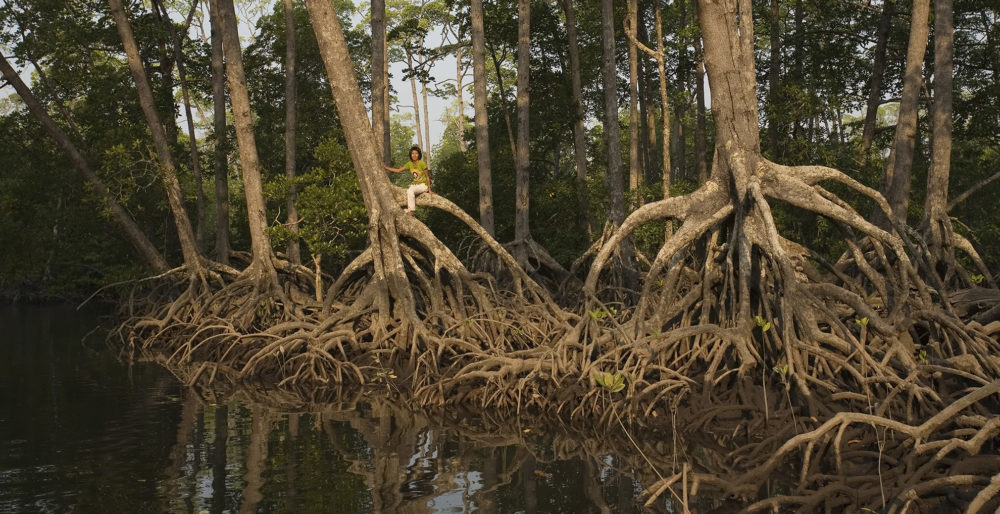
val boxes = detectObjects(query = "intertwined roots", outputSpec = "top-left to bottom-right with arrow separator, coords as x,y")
119,159 -> 999,511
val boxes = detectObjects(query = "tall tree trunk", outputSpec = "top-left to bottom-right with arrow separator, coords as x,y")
560,0 -> 593,237
305,0 -> 414,306
471,0 -> 495,235
455,41 -> 467,153
156,0 -> 206,251
693,4 -> 708,184
674,0 -> 689,180
108,0 -> 203,270
420,44 -> 432,165
767,0 -> 781,158
638,8 -> 654,183
371,0 -> 391,163
210,0 -> 231,265
655,2 -> 672,204
859,0 -> 895,165
490,48 -> 519,159
699,0 -> 762,189
601,0 -> 626,227
216,0 -> 277,272
514,0 -> 531,246
882,0 -> 930,223
0,55 -> 168,272
284,0 -> 301,264
407,51 -> 424,151
627,0 -> 643,207
924,0 -> 953,254
601,0 -> 636,283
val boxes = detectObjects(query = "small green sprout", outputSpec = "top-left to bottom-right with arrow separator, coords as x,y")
971,274 -> 984,285
755,315 -> 771,332
917,349 -> 929,365
594,371 -> 627,393
856,317 -> 869,327
772,363 -> 789,376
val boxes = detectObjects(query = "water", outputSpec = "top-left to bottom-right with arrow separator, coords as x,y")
0,305 -> 676,513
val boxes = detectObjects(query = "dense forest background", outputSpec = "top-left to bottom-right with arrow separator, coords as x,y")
0,0 -> 997,299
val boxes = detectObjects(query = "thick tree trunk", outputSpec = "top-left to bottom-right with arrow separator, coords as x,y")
514,0 -> 531,245
304,0 -> 413,306
210,0 -> 231,265
284,0 -> 301,264
699,0 -> 762,192
767,0 -> 781,158
0,55 -> 168,272
882,0 -> 930,223
560,0 -> 592,237
371,0 -> 391,163
627,0 -> 642,207
859,0 -> 894,165
601,0 -> 626,227
216,0 -> 277,272
470,0 -> 495,236
924,0 -> 953,259
109,0 -> 203,270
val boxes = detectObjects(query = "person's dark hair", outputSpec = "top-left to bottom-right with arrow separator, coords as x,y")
409,145 -> 422,160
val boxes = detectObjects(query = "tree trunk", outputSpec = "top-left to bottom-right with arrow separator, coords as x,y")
656,2 -> 672,203
371,0 -> 391,163
0,55 -> 168,272
471,0 -> 495,235
455,40 -> 467,153
284,0 -> 301,264
601,0 -> 626,227
859,0 -> 894,165
216,0 -> 277,272
882,0 -> 930,223
693,3 -> 708,184
108,0 -> 203,270
490,48 -> 519,159
304,0 -> 414,307
627,0 -> 643,207
767,0 -> 781,158
560,0 -> 592,237
156,0 -> 206,251
924,0 -> 952,257
419,43 -> 432,165
210,0 -> 231,265
407,51 -> 424,151
514,0 -> 531,246
674,0 -> 689,180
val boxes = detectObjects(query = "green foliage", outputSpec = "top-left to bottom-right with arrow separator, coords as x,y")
588,306 -> 617,321
754,315 -> 772,333
594,371 -> 627,393
265,135 -> 367,263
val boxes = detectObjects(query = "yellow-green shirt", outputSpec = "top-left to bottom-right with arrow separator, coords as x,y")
404,159 -> 429,185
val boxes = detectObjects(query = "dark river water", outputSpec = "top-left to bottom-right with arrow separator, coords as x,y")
0,305 -> 694,513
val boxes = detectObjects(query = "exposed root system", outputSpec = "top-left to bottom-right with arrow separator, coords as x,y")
118,169 -> 1000,512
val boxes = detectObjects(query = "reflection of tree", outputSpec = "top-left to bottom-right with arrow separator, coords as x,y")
152,361 -> 1000,512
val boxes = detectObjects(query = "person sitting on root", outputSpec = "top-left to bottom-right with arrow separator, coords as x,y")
384,145 -> 433,216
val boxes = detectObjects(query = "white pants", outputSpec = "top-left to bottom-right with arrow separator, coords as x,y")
406,184 -> 428,211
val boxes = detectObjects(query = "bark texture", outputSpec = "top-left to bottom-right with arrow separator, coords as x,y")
470,0 -> 495,236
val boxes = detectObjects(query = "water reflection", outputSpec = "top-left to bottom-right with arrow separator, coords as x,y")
2,305 -> 670,513
152,387 -> 651,513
